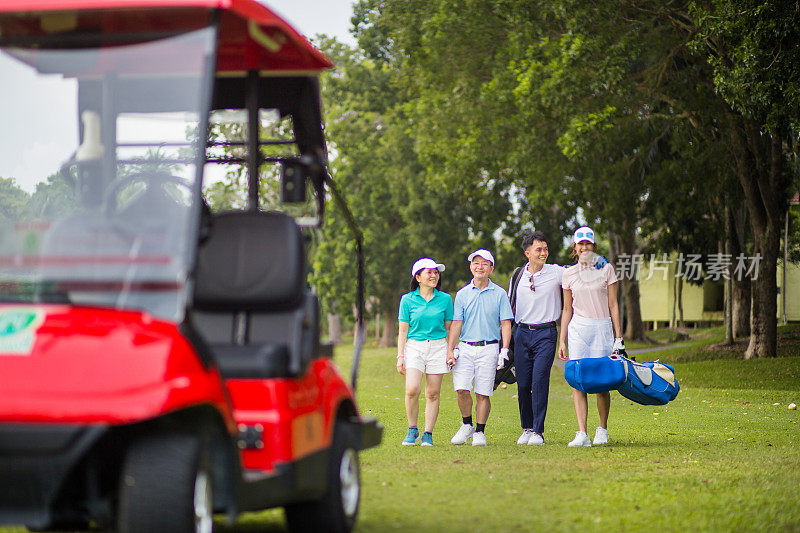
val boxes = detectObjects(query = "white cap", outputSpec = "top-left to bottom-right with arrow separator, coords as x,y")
573,226 -> 596,244
411,258 -> 445,277
467,249 -> 495,265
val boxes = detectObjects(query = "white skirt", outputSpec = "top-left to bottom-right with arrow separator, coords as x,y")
567,314 -> 613,360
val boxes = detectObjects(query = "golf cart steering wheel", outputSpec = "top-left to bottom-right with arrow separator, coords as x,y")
104,171 -> 192,217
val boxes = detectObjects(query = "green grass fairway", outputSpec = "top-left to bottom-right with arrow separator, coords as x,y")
222,326 -> 799,532
344,340 -> 799,532
2,328 -> 798,532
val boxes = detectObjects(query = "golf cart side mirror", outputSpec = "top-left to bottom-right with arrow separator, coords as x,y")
280,158 -> 310,203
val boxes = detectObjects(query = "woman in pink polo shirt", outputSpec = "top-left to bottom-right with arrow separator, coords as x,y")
557,226 -> 623,447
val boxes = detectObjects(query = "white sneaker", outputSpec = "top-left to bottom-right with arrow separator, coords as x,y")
471,431 -> 487,446
517,430 -> 535,444
593,427 -> 609,445
527,432 -> 544,446
451,424 -> 475,445
568,431 -> 591,447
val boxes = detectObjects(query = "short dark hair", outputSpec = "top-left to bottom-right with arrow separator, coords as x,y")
522,230 -> 548,250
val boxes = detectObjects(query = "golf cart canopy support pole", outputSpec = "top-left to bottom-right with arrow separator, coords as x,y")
247,69 -> 260,211
322,173 -> 366,392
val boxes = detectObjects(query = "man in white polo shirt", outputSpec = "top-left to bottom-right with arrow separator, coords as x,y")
509,231 -> 565,446
446,249 -> 513,446
510,230 -> 609,445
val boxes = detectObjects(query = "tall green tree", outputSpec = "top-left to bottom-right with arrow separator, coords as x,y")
353,0 -> 571,279
353,0 -> 690,340
689,0 -> 800,357
312,37 -> 478,346
0,177 -> 30,222
353,0 -> 799,355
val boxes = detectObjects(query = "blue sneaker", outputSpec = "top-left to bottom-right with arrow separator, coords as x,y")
402,427 -> 419,446
420,432 -> 433,446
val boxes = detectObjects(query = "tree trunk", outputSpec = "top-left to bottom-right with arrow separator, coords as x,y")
671,272 -> 677,328
723,238 -> 733,345
746,230 -> 778,359
677,275 -> 684,328
622,278 -> 644,340
782,210 -> 789,325
327,313 -> 343,345
379,310 -> 395,348
728,199 -> 751,338
730,120 -> 787,358
732,274 -> 751,338
616,225 -> 646,341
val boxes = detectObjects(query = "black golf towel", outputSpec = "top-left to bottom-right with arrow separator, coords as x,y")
493,265 -> 525,390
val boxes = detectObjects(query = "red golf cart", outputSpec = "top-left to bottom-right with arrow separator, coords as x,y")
0,1 -> 381,531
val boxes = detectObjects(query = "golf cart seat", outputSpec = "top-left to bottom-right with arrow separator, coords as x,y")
192,211 -> 319,379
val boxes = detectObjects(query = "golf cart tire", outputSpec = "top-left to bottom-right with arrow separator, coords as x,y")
117,432 -> 212,533
284,422 -> 360,533
25,519 -> 89,532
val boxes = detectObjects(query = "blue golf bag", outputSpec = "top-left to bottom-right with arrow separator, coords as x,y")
563,355 -> 627,394
617,358 -> 680,405
564,354 -> 680,405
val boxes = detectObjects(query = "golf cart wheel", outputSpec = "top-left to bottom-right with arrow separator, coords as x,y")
117,433 -> 213,533
284,422 -> 360,533
25,518 -> 89,532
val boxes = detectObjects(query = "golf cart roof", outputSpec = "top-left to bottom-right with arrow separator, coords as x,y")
0,0 -> 333,73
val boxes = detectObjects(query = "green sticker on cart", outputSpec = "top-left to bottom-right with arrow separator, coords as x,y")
0,307 -> 45,355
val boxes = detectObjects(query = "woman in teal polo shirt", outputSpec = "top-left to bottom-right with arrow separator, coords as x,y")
397,257 -> 454,446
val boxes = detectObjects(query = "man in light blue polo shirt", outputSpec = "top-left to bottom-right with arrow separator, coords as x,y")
446,249 -> 513,446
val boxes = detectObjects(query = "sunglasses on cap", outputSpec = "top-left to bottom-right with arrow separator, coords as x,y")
575,230 -> 594,240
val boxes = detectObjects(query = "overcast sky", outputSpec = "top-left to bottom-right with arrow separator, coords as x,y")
266,0 -> 357,45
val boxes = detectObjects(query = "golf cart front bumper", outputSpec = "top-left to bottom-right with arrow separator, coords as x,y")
0,423 -> 106,529
354,417 -> 382,450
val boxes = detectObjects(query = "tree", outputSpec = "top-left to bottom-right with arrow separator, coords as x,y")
0,177 -> 31,222
352,0 -> 693,341
688,0 -> 800,357
28,173 -> 78,219
312,37 -> 477,347
354,0 -> 800,356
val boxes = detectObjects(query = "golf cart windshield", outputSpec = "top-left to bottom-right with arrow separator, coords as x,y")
0,27 -> 215,321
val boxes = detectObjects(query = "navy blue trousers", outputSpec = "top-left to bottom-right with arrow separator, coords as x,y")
514,325 -> 557,434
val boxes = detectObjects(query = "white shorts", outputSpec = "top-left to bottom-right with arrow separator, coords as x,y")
567,314 -> 613,360
404,338 -> 449,374
452,341 -> 498,397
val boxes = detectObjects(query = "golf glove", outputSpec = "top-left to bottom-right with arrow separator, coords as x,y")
447,348 -> 459,369
612,337 -> 626,356
497,348 -> 510,370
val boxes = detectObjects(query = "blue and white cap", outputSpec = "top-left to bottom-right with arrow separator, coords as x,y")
573,226 -> 595,244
